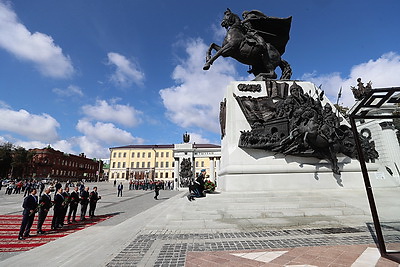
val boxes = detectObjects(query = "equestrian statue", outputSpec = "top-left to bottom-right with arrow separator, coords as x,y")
203,9 -> 292,80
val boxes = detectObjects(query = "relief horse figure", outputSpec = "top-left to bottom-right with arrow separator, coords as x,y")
203,9 -> 292,80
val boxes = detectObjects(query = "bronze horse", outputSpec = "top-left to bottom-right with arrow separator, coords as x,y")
203,9 -> 292,80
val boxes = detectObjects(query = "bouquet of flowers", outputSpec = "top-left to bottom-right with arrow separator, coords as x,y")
204,180 -> 216,192
62,196 -> 70,207
29,202 -> 45,216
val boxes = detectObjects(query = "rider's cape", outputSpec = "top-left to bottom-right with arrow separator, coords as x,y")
245,10 -> 292,56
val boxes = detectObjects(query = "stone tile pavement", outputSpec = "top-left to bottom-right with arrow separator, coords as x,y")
1,182 -> 400,266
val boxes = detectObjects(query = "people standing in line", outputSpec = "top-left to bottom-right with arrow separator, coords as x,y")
51,187 -> 64,230
88,186 -> 101,218
80,186 -> 90,221
60,186 -> 70,227
117,182 -> 123,197
154,182 -> 160,200
67,186 -> 80,223
18,188 -> 38,240
37,187 -> 52,234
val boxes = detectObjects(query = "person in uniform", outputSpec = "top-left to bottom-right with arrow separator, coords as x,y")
80,186 -> 90,221
37,187 -> 52,234
88,186 -> 101,218
117,182 -> 123,197
18,188 -> 38,240
51,187 -> 64,230
67,186 -> 80,223
154,182 -> 160,200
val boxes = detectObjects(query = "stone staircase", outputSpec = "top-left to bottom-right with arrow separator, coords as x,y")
152,189 -> 375,231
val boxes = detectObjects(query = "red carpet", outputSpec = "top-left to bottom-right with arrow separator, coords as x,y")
0,214 -> 112,252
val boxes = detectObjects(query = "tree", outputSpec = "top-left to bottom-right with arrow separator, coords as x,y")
0,143 -> 13,178
11,146 -> 33,179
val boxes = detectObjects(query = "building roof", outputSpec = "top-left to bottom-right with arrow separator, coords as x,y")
110,143 -> 221,150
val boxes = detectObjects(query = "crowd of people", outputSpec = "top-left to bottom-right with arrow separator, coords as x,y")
114,179 -> 175,191
12,179 -> 101,241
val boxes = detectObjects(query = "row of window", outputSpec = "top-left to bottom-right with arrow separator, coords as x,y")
112,151 -> 171,159
111,161 -> 207,169
110,172 -> 173,179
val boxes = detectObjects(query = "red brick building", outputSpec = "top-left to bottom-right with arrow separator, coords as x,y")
28,147 -> 103,182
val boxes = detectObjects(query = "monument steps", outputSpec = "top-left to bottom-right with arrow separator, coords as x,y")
162,190 -> 373,229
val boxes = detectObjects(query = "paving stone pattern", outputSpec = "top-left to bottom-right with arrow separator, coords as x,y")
107,226 -> 400,266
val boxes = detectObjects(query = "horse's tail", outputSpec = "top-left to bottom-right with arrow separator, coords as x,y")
279,59 -> 292,80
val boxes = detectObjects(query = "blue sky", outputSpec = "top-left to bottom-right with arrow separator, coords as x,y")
0,0 -> 399,159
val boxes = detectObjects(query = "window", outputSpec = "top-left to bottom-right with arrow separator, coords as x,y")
161,152 -> 164,157
118,152 -> 121,158
148,152 -> 151,158
123,152 -> 126,158
196,161 -> 199,167
147,162 -> 150,168
160,172 -> 163,178
131,162 -> 134,168
155,162 -> 159,167
166,152 -> 169,157
116,173 -> 120,178
172,162 -> 175,167
111,173 -> 115,178
141,162 -> 145,168
122,173 -> 125,179
113,153 -> 116,158
165,172 -> 168,178
117,162 -> 121,168
155,172 -> 158,178
142,152 -> 145,158
122,162 -> 126,168
166,162 -> 169,168
132,152 -> 135,158
201,161 -> 204,167
156,152 -> 159,157
136,162 -> 139,168
112,162 -> 115,168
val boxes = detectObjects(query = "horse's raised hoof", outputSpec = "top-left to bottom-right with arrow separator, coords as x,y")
203,63 -> 211,70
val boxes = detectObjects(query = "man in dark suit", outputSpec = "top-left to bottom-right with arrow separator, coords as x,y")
80,186 -> 90,221
18,188 -> 38,240
117,182 -> 123,197
60,186 -> 70,227
88,186 -> 101,218
37,187 -> 52,234
67,186 -> 80,223
51,187 -> 64,230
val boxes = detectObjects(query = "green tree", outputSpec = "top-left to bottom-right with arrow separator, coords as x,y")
0,142 -> 13,178
11,146 -> 33,179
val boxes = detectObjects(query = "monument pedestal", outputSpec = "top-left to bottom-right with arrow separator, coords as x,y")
218,81 -> 394,191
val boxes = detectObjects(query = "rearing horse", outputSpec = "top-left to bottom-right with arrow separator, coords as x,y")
203,9 -> 292,80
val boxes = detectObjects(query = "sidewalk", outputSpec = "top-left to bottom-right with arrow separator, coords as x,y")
1,185 -> 400,266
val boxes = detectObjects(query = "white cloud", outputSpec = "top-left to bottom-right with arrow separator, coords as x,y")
302,52 -> 400,107
0,107 -> 59,142
52,85 -> 84,97
0,1 -> 74,78
76,119 -> 143,145
160,38 -> 237,133
187,132 -> 211,144
107,52 -> 145,87
81,99 -> 142,127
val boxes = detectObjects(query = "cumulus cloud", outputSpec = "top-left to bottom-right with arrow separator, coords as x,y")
81,99 -> 142,127
0,1 -> 74,78
76,119 -> 143,145
0,107 -> 59,142
160,38 -> 237,133
52,85 -> 84,97
302,52 -> 400,107
107,52 -> 145,87
188,132 -> 211,144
